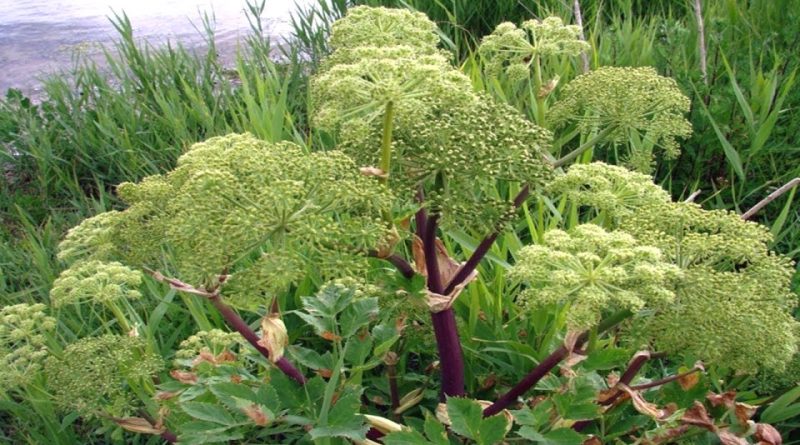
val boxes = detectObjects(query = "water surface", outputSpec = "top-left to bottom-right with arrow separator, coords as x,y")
0,0 -> 307,95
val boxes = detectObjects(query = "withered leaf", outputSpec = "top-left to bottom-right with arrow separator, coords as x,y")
754,423 -> 782,445
111,417 -> 165,435
242,404 -> 269,426
680,401 -> 716,432
170,369 -> 198,384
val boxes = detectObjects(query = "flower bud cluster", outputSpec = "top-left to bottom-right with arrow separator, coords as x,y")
57,133 -> 394,308
44,335 -> 163,417
549,66 -> 692,172
314,6 -> 552,232
50,260 -> 143,307
511,224 -> 681,330
175,329 -> 243,361
0,303 -> 56,391
551,162 -> 799,372
478,17 -> 589,80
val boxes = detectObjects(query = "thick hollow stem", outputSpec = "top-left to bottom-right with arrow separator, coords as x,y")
431,308 -> 466,398
208,294 -> 306,384
423,214 -> 443,294
442,186 -> 530,296
368,250 -> 415,278
483,310 -> 631,416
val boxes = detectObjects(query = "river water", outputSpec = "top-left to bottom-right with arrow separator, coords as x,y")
0,0 -> 309,95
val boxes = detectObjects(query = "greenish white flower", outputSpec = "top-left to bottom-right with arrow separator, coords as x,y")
0,303 -> 56,391
58,133 -> 394,309
175,329 -> 243,362
549,66 -> 692,172
329,6 -> 440,53
549,162 -> 799,372
511,224 -> 681,330
44,335 -> 163,417
50,260 -> 143,308
479,17 -> 590,79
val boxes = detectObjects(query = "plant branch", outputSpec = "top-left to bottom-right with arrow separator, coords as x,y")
149,270 -> 306,384
629,365 -> 703,391
441,185 -> 530,296
552,126 -> 616,168
741,177 -> 800,220
368,250 -> 415,278
431,308 -> 466,398
483,310 -> 631,416
379,101 -> 395,184
423,214 -> 443,294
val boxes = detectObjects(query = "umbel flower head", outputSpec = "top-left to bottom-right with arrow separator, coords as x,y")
479,17 -> 590,80
329,6 -> 441,53
44,335 -> 163,418
316,6 -> 553,233
0,303 -> 56,391
50,260 -> 143,308
551,162 -> 799,372
547,162 -> 671,220
549,66 -> 692,172
339,93 -> 553,232
57,133 -> 394,309
511,224 -> 681,330
311,48 -> 475,132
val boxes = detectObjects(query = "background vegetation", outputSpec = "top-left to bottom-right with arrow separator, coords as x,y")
1,0 -> 798,442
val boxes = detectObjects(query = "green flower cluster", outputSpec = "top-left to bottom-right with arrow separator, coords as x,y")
44,335 -> 163,417
50,260 -> 143,307
329,5 -> 440,53
314,6 -> 552,232
547,162 -> 671,219
479,17 -> 589,81
0,303 -> 56,391
551,162 -> 799,372
57,210 -> 122,264
57,133 -> 394,309
175,329 -> 243,360
549,67 -> 692,172
511,224 -> 681,330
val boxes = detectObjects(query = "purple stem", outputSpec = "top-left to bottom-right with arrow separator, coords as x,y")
208,294 -> 306,385
160,430 -> 178,443
441,186 -> 530,296
368,250 -> 415,278
483,310 -> 631,416
423,214 -> 443,294
431,308 -> 466,398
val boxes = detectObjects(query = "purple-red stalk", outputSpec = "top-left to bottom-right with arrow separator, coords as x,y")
442,186 -> 530,296
484,310 -> 631,416
208,294 -> 306,384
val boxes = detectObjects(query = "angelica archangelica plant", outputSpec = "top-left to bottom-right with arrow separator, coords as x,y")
549,67 -> 692,172
0,303 -> 56,391
511,224 -> 681,330
57,210 -> 122,264
44,334 -> 163,418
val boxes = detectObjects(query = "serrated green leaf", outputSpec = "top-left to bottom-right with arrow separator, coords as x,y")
340,297 -> 379,337
518,427 -> 584,445
478,413 -> 509,445
384,430 -> 430,445
289,345 -> 334,370
423,411 -> 450,445
310,391 -> 368,441
446,397 -> 483,440
181,401 -> 237,426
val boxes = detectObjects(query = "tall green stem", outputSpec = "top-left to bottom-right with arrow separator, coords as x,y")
553,126 -> 616,168
379,101 -> 395,184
